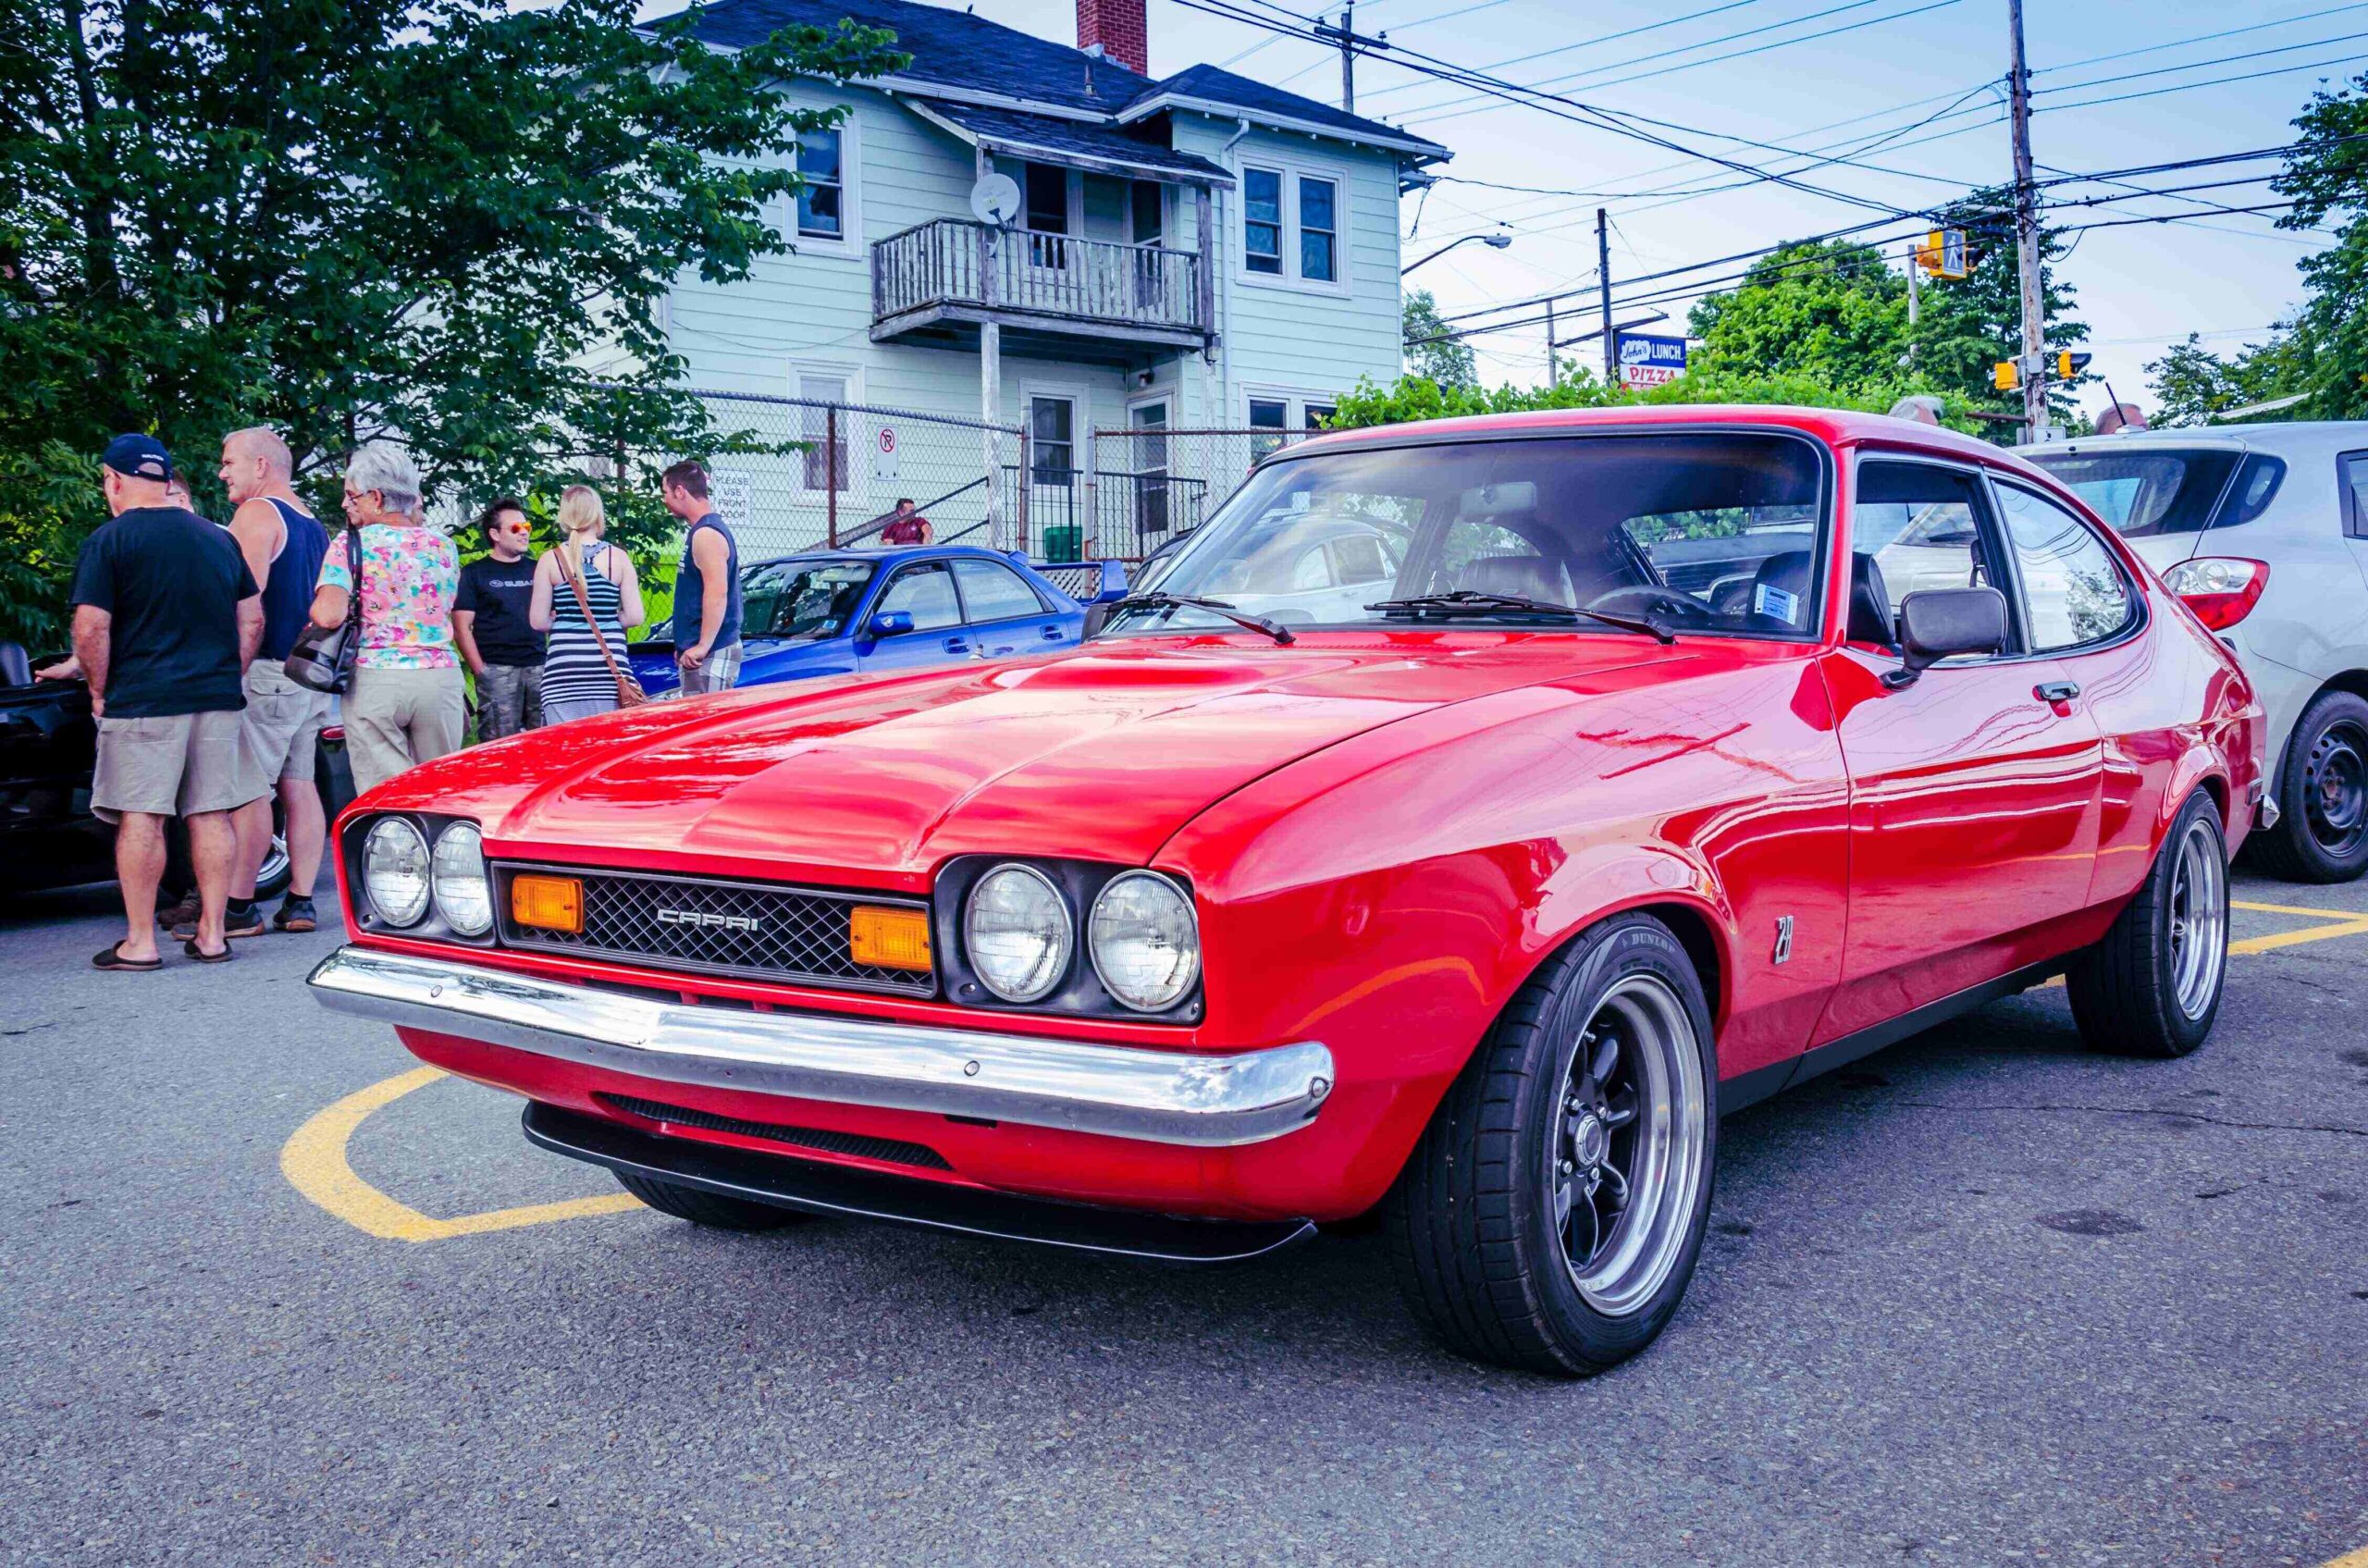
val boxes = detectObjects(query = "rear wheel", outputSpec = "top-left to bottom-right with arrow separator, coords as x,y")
1387,913 -> 1717,1377
614,1170 -> 816,1231
2251,689 -> 2368,883
2068,790 -> 2228,1058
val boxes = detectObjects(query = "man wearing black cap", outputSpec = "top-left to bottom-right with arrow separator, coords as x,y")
66,434 -> 265,969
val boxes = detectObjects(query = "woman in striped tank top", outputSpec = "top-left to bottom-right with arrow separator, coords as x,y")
528,485 -> 646,724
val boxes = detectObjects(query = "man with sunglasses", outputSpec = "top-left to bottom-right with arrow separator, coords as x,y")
453,498 -> 545,740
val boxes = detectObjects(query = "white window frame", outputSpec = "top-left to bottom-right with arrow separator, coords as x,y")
1020,379 -> 1090,486
778,115 -> 862,261
789,361 -> 866,498
1234,154 -> 1352,297
1240,387 -> 1341,431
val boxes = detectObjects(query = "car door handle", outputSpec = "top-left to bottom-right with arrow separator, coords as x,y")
1040,625 -> 1064,640
943,637 -> 968,653
2034,680 -> 2080,704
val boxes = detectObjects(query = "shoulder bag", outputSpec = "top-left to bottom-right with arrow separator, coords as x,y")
282,523 -> 364,694
563,544 -> 650,709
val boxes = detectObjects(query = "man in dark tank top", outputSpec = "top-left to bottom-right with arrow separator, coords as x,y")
660,459 -> 743,696
212,426 -> 332,937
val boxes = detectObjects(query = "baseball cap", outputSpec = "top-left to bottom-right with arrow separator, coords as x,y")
101,433 -> 174,482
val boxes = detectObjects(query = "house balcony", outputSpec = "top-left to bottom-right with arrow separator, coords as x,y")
871,218 -> 1212,359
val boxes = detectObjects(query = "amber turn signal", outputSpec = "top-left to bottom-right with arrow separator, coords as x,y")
850,905 -> 932,971
511,873 -> 584,933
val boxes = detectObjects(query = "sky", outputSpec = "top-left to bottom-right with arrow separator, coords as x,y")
971,0 -> 2362,421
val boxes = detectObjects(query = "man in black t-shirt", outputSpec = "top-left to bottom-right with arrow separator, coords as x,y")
61,435 -> 265,969
453,498 -> 545,740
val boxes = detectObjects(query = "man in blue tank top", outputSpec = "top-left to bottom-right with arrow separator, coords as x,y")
660,459 -> 742,696
214,426 -> 332,937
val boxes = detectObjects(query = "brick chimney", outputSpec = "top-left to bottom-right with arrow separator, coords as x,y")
1078,0 -> 1147,76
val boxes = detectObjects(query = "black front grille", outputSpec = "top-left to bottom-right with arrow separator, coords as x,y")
596,1093 -> 952,1170
495,864 -> 933,995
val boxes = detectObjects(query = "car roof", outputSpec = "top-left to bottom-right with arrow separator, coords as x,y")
1286,403 -> 2035,473
2029,421 -> 2368,462
746,543 -> 1044,572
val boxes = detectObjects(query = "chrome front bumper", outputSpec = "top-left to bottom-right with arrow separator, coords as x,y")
307,946 -> 1335,1148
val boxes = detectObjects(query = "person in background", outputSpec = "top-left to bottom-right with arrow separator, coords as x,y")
530,485 -> 644,724
309,444 -> 463,795
880,498 -> 932,546
659,460 -> 741,696
453,497 -> 544,739
54,435 -> 264,969
195,426 -> 331,939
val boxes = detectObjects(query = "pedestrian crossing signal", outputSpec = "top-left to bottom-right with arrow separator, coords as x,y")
1993,360 -> 2019,391
1917,228 -> 1970,278
2054,351 -> 2092,379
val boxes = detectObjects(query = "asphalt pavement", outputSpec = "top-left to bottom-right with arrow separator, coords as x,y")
3,871 -> 2364,1567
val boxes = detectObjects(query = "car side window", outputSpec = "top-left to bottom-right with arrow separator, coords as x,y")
876,562 -> 960,632
1853,460 -> 2008,612
950,560 -> 1044,624
2340,451 -> 2368,540
1993,482 -> 2137,651
2210,454 -> 2285,530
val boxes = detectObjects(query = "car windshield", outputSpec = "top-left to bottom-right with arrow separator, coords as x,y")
1106,432 -> 1828,637
2023,449 -> 2240,537
740,558 -> 877,639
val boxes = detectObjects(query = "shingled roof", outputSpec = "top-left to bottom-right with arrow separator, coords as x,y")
675,0 -> 1448,159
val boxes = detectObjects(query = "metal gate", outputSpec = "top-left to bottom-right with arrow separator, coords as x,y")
1085,426 -> 1318,561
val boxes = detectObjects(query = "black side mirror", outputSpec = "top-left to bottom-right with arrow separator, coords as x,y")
1883,587 -> 2008,689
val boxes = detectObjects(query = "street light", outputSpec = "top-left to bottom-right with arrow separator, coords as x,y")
1401,231 -> 1511,276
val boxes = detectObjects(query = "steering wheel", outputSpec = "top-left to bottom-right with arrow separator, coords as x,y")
1586,586 -> 1719,628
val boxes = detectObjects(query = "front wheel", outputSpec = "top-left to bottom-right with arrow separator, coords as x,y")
1387,913 -> 1717,1377
2068,790 -> 2228,1058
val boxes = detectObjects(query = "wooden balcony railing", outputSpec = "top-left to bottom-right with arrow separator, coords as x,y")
872,218 -> 1210,340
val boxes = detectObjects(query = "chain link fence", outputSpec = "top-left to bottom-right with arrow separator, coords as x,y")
1085,427 -> 1318,561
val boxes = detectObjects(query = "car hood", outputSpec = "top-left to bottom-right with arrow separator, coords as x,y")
407,636 -> 1668,882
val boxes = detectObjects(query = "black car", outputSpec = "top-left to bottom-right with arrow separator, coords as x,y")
1,643 -> 352,897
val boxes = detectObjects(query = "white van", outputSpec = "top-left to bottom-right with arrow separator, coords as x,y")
2028,424 -> 2368,882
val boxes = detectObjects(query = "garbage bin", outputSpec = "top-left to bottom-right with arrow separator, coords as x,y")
1042,525 -> 1083,563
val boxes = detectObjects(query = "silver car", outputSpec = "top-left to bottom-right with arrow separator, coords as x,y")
2028,424 -> 2368,882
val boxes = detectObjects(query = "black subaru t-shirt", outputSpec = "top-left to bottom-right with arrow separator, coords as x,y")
68,506 -> 259,718
455,556 -> 546,667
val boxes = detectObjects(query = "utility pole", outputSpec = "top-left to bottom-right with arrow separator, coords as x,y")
1905,239 -> 1919,365
1597,207 -> 1615,385
2007,0 -> 2045,443
1545,297 -> 1559,387
1316,6 -> 1390,114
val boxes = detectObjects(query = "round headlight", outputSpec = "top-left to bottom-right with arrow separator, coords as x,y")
1089,871 -> 1200,1013
430,822 -> 492,936
964,864 -> 1072,1003
363,817 -> 431,928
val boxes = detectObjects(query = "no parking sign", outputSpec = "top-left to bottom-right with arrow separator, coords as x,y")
871,426 -> 899,483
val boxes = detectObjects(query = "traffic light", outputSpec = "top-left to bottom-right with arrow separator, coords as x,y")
1993,360 -> 2020,391
2054,351 -> 2093,379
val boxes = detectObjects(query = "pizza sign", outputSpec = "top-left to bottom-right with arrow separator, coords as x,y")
1617,333 -> 1688,389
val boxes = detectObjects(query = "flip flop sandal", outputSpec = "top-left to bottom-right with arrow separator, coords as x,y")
172,912 -> 266,942
181,938 -> 236,964
93,942 -> 163,972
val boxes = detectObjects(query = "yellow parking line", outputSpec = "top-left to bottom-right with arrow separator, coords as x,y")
2229,899 -> 2368,957
281,1066 -> 639,1242
2316,1547 -> 2368,1568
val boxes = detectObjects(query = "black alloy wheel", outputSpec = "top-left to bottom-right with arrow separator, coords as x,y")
2251,690 -> 2368,883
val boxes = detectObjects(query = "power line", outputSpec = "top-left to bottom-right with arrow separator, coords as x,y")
2037,25 -> 2368,95
2041,46 -> 2368,112
1358,0 -> 1785,104
2031,3 -> 2368,78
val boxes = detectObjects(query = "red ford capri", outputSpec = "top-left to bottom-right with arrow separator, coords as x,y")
311,407 -> 2263,1376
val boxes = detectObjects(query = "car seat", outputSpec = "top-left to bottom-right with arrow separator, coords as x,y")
0,642 -> 31,687
1457,555 -> 1569,604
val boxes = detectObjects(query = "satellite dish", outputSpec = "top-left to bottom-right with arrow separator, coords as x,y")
969,172 -> 1022,228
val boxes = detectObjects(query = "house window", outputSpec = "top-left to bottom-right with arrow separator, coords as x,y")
1299,177 -> 1337,282
1248,397 -> 1289,462
1304,402 -> 1337,430
1030,396 -> 1076,482
796,130 -> 844,241
1024,164 -> 1069,235
1244,168 -> 1283,275
798,370 -> 851,491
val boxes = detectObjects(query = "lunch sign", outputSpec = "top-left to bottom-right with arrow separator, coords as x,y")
1617,333 -> 1688,389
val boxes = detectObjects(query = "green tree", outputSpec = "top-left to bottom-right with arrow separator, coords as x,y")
1402,289 -> 1481,389
1328,364 -> 1991,437
1686,239 -> 1907,390
2263,74 -> 2368,417
2143,333 -> 2309,426
0,0 -> 902,646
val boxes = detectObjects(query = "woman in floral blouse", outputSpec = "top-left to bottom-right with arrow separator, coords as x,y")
307,444 -> 463,794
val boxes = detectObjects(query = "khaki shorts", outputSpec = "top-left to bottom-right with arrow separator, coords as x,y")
238,661 -> 328,797
91,710 -> 262,823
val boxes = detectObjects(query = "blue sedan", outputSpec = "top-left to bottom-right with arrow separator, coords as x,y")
629,546 -> 1108,697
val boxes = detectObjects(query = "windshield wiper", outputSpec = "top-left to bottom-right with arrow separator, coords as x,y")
1104,592 -> 1295,646
1366,590 -> 1675,645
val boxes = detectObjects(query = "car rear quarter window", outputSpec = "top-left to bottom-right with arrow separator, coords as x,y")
2339,451 -> 2368,539
1993,483 -> 2137,650
2214,454 -> 2286,529
2023,450 -> 2239,537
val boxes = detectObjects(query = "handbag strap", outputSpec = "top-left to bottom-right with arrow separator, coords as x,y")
561,545 -> 640,699
339,523 -> 366,632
